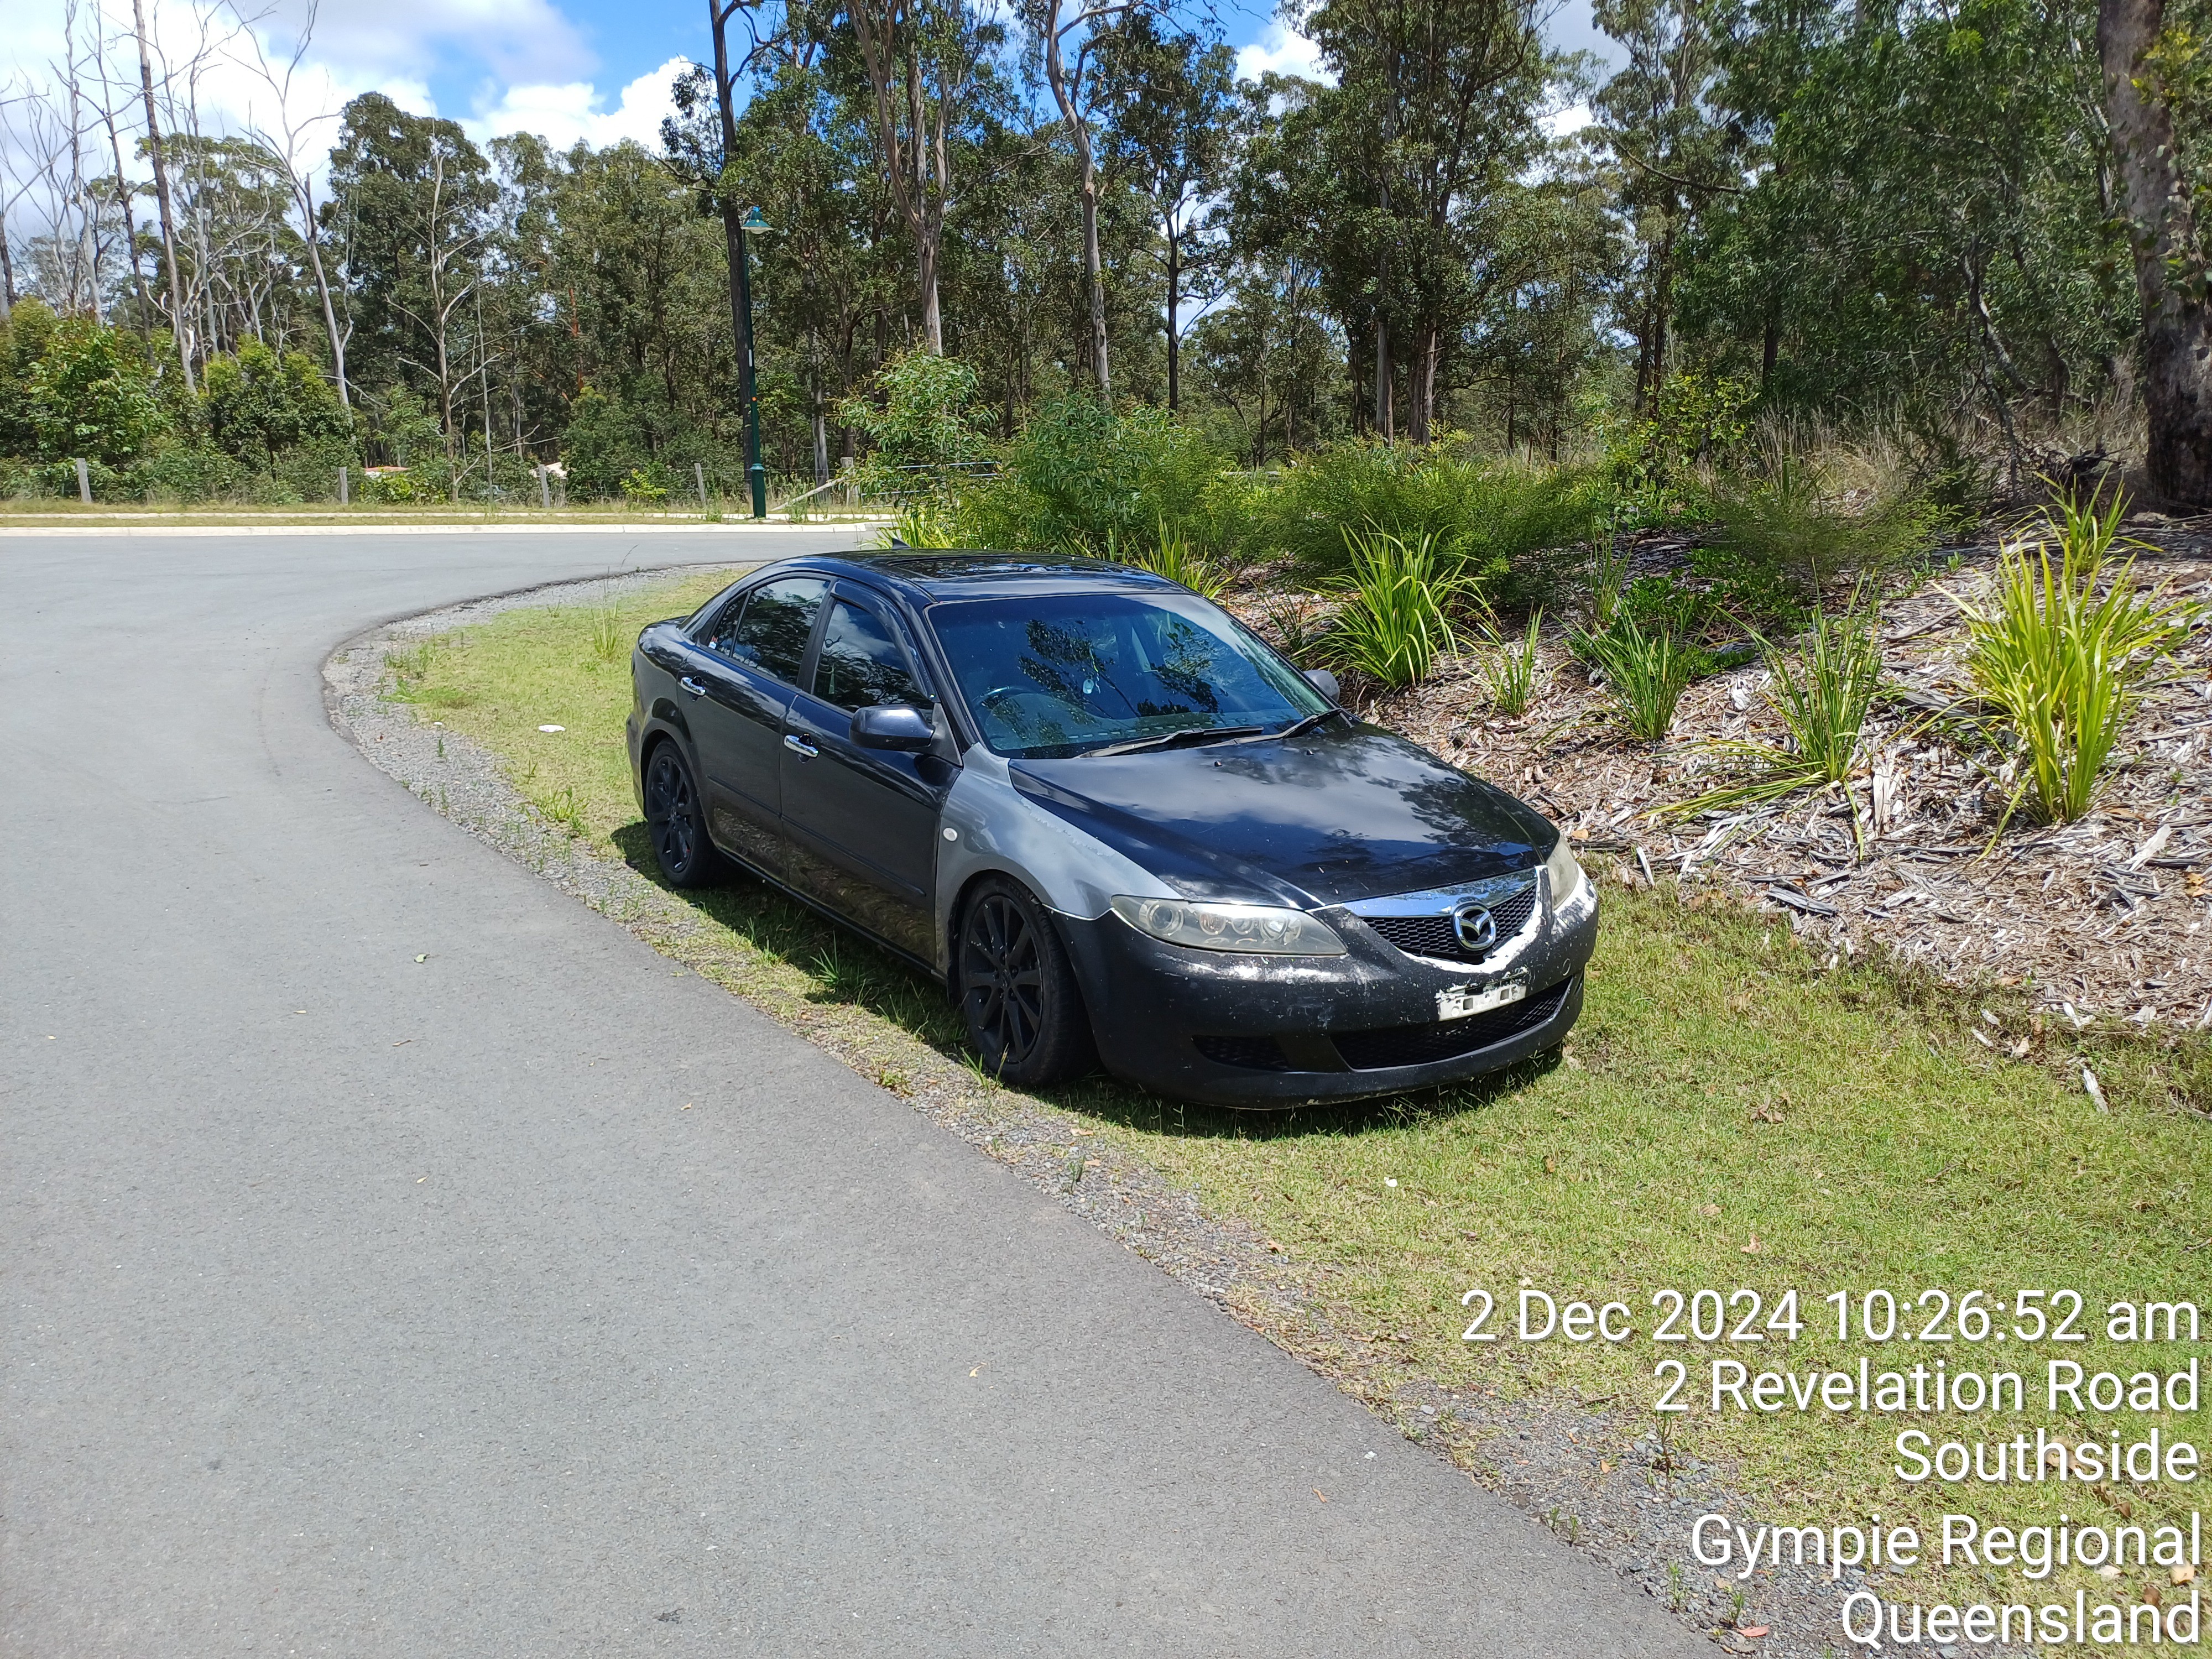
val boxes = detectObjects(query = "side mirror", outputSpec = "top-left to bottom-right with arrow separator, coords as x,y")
851,702 -> 934,752
1303,667 -> 1341,703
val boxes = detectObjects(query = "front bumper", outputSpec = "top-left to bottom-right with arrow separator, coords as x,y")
1056,888 -> 1598,1107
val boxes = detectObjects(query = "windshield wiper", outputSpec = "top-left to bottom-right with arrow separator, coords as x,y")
1082,724 -> 1264,758
1222,709 -> 1345,746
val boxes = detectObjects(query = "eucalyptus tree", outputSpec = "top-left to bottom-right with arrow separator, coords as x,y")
722,62 -> 904,479
1092,17 -> 1237,410
1590,0 -> 1735,412
1679,0 -> 2129,478
325,95 -> 498,454
1295,0 -> 1554,442
225,4 -> 354,409
839,0 -> 1010,352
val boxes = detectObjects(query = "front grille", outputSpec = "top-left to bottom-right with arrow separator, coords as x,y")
1363,884 -> 1539,964
1331,979 -> 1571,1071
1193,1034 -> 1294,1071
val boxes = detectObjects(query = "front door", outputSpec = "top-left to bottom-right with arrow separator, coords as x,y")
687,576 -> 829,873
778,593 -> 948,960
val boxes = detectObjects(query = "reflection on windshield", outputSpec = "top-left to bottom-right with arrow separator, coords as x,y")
930,592 -> 1328,758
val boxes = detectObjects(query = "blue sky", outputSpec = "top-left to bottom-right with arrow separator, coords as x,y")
4,0 -> 1620,195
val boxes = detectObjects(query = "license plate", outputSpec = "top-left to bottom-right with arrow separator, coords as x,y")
1436,978 -> 1526,1022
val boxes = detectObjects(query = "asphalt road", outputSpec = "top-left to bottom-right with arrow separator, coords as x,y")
1,530 -> 1704,1656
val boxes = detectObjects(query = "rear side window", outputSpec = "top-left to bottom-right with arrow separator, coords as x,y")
707,577 -> 828,684
813,601 -> 927,711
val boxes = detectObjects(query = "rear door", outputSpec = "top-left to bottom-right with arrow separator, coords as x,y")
778,589 -> 949,959
683,575 -> 830,872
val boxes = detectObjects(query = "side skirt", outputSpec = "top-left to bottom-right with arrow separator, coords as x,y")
702,832 -> 943,984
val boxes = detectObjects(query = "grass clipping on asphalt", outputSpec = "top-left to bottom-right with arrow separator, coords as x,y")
393,572 -> 2211,1603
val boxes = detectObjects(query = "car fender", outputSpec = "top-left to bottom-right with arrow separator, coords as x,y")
936,749 -> 1176,978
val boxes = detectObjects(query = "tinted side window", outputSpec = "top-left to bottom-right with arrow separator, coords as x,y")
708,577 -> 829,683
813,601 -> 927,712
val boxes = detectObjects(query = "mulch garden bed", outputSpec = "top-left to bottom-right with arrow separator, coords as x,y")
1240,512 -> 2212,1038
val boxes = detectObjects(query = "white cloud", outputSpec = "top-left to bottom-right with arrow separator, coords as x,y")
1234,21 -> 1330,86
252,0 -> 594,93
467,55 -> 687,149
1545,102 -> 1595,138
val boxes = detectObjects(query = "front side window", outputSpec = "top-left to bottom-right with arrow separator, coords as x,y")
813,601 -> 927,711
928,591 -> 1328,759
707,577 -> 829,684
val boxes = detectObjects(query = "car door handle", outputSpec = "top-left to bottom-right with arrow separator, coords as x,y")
783,734 -> 820,759
679,676 -> 706,697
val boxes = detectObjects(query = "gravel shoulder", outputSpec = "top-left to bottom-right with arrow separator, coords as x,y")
325,571 -> 1981,1659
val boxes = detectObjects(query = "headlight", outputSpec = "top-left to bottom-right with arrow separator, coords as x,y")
1109,895 -> 1347,956
1545,835 -> 1588,910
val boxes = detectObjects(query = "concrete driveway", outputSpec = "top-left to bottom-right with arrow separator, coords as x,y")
1,529 -> 1703,1656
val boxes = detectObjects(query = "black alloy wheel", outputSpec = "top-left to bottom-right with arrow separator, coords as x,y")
643,743 -> 720,888
957,877 -> 1094,1087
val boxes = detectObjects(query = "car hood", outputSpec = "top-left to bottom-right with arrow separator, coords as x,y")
1009,722 -> 1556,909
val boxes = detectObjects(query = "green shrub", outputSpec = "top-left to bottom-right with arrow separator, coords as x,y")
620,463 -> 675,504
1573,615 -> 1702,742
201,342 -> 349,466
958,398 -> 1240,559
1621,574 -> 1716,638
1245,443 -> 1609,599
560,385 -> 652,499
270,440 -> 358,502
1700,459 -> 1947,609
875,500 -> 961,548
24,316 -> 165,465
1324,527 -> 1465,688
1672,602 -> 1884,821
841,349 -> 993,500
1479,609 -> 1545,716
1605,371 -> 1755,524
1949,493 -> 2197,826
1119,519 -> 1233,599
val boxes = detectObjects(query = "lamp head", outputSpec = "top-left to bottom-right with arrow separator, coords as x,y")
742,206 -> 773,234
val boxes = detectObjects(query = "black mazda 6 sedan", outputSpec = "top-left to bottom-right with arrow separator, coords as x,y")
626,551 -> 1597,1106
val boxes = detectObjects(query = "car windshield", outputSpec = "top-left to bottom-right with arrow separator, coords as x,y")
928,590 -> 1329,759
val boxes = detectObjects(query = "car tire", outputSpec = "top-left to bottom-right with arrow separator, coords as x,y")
642,740 -> 722,889
957,877 -> 1095,1088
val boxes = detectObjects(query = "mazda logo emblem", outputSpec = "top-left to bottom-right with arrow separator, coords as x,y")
1451,902 -> 1498,953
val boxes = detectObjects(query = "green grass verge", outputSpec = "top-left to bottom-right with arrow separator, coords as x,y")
399,573 -> 2210,1610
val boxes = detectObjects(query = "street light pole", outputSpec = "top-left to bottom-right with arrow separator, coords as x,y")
733,207 -> 771,520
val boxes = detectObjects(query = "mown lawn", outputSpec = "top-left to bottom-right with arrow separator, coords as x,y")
396,573 -> 2210,1604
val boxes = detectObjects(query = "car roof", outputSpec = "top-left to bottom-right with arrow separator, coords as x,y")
774,550 -> 1186,606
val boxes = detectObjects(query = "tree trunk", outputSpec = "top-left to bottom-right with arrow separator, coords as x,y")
1044,13 -> 1107,397
1410,326 -> 1438,446
1374,315 -> 1392,441
2100,0 -> 2211,504
1647,226 -> 1676,416
811,351 -> 830,486
1164,216 -> 1180,412
850,4 -> 947,353
130,0 -> 192,392
916,60 -> 945,352
100,105 -> 152,348
297,175 -> 349,410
